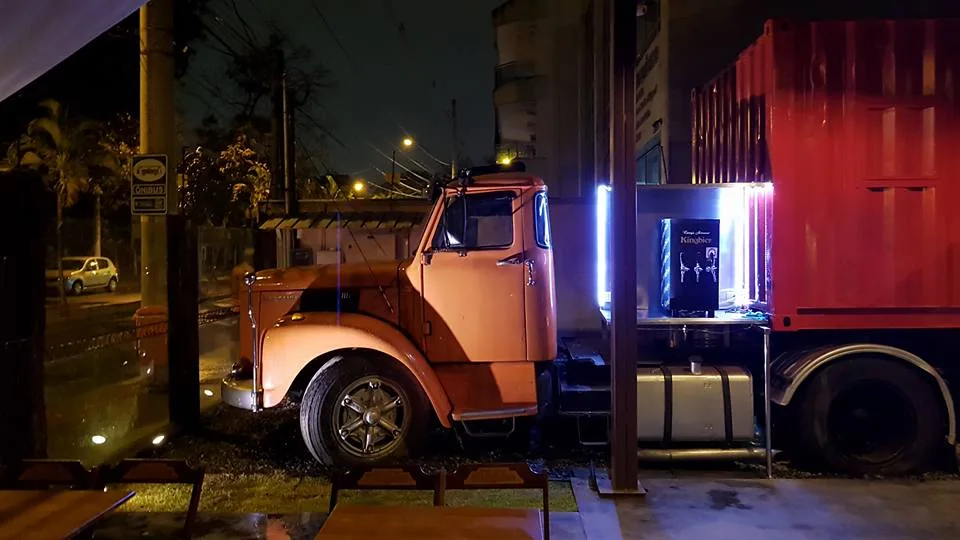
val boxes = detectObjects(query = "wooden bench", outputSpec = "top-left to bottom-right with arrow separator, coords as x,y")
320,463 -> 549,540
444,463 -> 549,540
0,459 -> 99,490
99,459 -> 204,540
0,489 -> 134,540
328,465 -> 443,512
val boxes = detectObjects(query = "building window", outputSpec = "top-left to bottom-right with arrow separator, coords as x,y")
638,145 -> 662,185
534,191 -> 551,249
432,191 -> 515,250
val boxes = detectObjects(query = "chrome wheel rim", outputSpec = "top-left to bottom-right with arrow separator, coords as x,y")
333,375 -> 408,459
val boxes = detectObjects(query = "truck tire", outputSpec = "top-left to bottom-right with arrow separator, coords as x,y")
299,355 -> 428,466
794,356 -> 944,476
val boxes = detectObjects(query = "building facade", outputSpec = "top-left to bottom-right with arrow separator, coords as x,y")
491,0 -> 759,193
492,0 -> 594,198
494,0 -> 952,193
635,0 -> 766,186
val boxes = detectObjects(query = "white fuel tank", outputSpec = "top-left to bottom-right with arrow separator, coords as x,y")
636,365 -> 754,442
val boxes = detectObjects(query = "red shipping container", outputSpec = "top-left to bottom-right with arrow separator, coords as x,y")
692,19 -> 960,332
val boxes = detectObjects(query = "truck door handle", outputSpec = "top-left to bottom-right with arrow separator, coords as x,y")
496,253 -> 526,266
525,258 -> 536,286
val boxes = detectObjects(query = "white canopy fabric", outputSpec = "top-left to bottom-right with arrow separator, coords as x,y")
0,0 -> 147,103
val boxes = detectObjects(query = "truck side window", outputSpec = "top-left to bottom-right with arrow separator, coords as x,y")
534,191 -> 551,249
432,191 -> 515,250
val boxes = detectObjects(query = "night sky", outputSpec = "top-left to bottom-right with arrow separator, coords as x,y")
182,0 -> 505,176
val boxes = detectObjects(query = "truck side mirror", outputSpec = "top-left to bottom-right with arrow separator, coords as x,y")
421,250 -> 433,266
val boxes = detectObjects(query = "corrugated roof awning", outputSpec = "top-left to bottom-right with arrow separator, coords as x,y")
260,212 -> 427,232
261,217 -> 284,230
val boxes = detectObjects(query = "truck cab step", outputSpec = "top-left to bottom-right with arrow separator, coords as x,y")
558,380 -> 611,415
575,415 -> 610,446
558,358 -> 610,387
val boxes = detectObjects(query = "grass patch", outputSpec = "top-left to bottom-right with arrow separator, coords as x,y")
117,473 -> 577,514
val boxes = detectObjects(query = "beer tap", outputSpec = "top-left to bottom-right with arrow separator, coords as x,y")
705,253 -> 718,282
679,253 -> 690,283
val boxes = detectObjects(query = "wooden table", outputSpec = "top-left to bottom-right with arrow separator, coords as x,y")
317,505 -> 544,540
0,490 -> 134,539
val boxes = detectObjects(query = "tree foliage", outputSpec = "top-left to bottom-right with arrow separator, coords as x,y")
180,132 -> 271,226
95,112 -> 138,216
7,100 -> 119,207
5,99 -> 124,304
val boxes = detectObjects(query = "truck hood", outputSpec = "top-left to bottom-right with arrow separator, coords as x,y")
252,261 -> 405,291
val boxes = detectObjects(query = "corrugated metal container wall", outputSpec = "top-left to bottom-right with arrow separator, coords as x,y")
692,19 -> 960,332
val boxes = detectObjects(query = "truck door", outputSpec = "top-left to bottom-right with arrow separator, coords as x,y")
420,189 -> 527,362
523,190 -> 557,361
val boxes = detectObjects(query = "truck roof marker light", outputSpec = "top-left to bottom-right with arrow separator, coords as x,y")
596,184 -> 612,308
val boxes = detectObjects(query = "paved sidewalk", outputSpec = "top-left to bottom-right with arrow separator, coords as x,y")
574,471 -> 960,539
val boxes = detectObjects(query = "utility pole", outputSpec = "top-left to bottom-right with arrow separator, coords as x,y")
271,51 -> 285,204
601,0 -> 643,496
282,70 -> 297,216
451,98 -> 458,178
391,149 -> 397,188
271,50 -> 296,268
139,0 -> 176,307
94,188 -> 102,257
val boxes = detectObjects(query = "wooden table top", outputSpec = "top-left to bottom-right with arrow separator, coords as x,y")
0,490 -> 134,540
317,505 -> 544,540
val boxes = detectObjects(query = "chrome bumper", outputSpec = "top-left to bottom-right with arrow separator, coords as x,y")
221,376 -> 256,410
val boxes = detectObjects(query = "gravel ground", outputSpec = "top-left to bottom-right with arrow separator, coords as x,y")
142,403 -> 959,483
140,403 -> 608,480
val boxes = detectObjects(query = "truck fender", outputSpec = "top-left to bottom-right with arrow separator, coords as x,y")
260,312 -> 453,427
770,343 -> 956,445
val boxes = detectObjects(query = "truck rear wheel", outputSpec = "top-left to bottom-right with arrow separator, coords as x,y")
299,355 -> 428,466
794,356 -> 944,476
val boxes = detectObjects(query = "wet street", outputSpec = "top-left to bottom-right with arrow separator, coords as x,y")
44,316 -> 237,465
46,291 -> 141,310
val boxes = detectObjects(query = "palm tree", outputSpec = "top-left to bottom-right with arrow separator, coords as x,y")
8,100 -> 114,305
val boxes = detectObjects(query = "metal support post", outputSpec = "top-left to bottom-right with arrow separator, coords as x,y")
167,215 -> 200,428
597,0 -> 644,496
762,326 -> 773,479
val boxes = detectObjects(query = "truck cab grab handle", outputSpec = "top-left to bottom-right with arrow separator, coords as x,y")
497,252 -> 527,266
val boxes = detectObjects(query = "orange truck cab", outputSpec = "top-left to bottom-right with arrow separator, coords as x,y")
222,166 -> 558,465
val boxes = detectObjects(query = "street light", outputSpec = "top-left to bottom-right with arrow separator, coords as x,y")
353,179 -> 366,193
392,136 -> 416,186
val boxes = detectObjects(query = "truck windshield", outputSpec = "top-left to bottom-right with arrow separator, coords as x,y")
432,191 -> 515,250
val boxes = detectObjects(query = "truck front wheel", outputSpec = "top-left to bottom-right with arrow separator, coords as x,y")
299,356 -> 428,466
794,356 -> 944,476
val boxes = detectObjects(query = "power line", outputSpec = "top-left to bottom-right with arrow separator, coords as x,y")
304,0 -> 412,136
300,98 -> 432,183
369,144 -> 431,184
224,0 -> 259,44
296,138 -> 332,176
298,107 -> 348,150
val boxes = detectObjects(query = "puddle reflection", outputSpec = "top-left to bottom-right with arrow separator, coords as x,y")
45,318 -> 238,465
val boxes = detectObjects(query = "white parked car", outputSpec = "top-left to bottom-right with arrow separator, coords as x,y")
46,256 -> 119,295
